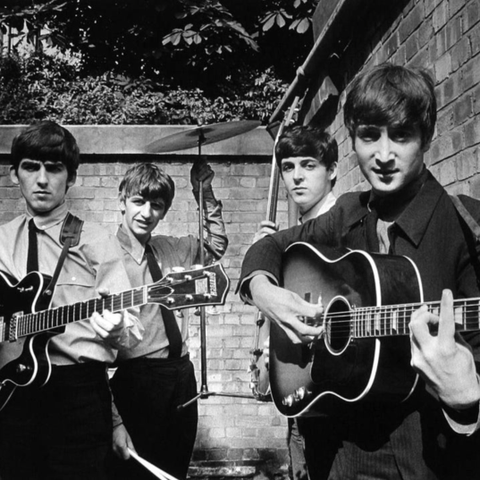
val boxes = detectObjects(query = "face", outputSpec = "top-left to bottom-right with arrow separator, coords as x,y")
281,156 -> 337,214
121,194 -> 166,244
353,125 -> 429,197
10,159 -> 75,215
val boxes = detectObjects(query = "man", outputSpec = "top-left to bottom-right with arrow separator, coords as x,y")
253,125 -> 337,480
0,120 -> 142,480
110,161 -> 228,480
239,63 -> 480,479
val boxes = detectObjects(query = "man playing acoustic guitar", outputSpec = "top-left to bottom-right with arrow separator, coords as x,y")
239,63 -> 480,479
0,120 -> 142,480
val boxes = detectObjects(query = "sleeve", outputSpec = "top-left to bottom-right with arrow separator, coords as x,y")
111,398 -> 123,428
443,196 -> 480,433
237,213 -> 332,300
192,187 -> 228,264
89,233 -> 144,350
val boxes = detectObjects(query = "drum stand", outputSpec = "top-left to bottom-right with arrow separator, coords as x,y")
146,122 -> 261,406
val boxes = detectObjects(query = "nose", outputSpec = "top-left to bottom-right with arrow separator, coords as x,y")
36,165 -> 48,186
140,202 -> 153,218
293,165 -> 304,183
375,132 -> 395,164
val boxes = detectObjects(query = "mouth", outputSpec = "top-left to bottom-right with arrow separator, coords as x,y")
135,221 -> 151,229
373,169 -> 398,177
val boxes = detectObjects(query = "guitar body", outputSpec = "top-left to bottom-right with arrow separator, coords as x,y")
0,271 -> 57,411
270,242 -> 423,417
0,263 -> 229,412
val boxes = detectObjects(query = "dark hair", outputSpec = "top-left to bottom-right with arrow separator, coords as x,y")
275,125 -> 338,186
344,63 -> 437,147
11,121 -> 80,178
119,163 -> 175,213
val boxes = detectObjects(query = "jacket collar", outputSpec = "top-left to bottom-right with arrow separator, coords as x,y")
342,170 -> 444,248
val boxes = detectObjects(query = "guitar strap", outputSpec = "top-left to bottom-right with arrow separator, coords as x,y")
450,195 -> 480,290
43,212 -> 84,298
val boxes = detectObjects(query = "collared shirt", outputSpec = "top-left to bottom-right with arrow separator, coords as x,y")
0,202 -> 141,365
116,196 -> 228,360
299,191 -> 337,224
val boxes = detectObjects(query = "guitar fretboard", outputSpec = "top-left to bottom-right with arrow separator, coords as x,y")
340,298 -> 480,338
2,287 -> 149,342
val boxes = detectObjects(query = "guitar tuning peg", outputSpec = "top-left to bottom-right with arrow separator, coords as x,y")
171,267 -> 185,272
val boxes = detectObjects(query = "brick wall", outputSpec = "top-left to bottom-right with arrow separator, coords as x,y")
319,0 -> 480,198
0,0 -> 479,477
0,155 -> 291,477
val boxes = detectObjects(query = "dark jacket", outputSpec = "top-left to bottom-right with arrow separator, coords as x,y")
240,170 -> 480,479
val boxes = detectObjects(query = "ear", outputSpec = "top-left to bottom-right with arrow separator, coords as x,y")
10,166 -> 19,185
119,198 -> 126,214
67,172 -> 77,189
422,140 -> 431,153
328,162 -> 338,181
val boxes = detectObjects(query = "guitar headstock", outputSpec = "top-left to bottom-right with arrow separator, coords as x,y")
147,263 -> 230,310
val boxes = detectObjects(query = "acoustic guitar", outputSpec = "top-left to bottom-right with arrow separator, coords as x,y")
268,242 -> 479,417
0,263 -> 229,411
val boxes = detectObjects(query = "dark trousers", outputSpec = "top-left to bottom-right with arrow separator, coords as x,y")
0,362 -> 112,480
109,355 -> 198,480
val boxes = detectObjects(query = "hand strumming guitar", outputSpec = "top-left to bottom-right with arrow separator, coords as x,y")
250,274 -> 324,345
410,289 -> 480,413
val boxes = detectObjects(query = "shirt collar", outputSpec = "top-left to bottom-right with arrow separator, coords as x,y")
28,201 -> 69,231
116,224 -> 147,265
393,171 -> 444,247
342,170 -> 444,248
300,192 -> 336,223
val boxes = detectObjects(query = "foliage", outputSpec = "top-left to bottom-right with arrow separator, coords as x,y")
0,0 -> 318,124
0,52 -> 287,125
0,0 -> 319,88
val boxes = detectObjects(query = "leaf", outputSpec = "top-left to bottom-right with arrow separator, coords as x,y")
294,18 -> 310,34
275,13 -> 286,28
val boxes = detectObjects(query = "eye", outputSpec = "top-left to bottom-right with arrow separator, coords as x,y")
45,163 -> 65,173
390,128 -> 414,142
131,197 -> 145,206
20,161 -> 40,172
281,163 -> 293,173
356,126 -> 380,142
151,202 -> 165,211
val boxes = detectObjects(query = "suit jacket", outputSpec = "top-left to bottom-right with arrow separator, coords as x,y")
239,170 -> 480,479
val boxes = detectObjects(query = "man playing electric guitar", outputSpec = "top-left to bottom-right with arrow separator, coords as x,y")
0,121 -> 143,480
239,63 -> 480,479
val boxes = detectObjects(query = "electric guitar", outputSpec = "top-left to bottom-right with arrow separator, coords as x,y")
0,263 -> 230,411
269,242 -> 480,417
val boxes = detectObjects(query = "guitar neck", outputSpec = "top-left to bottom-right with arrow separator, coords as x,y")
352,297 -> 480,338
13,285 -> 150,339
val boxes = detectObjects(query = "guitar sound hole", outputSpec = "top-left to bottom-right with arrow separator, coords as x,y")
325,297 -> 351,353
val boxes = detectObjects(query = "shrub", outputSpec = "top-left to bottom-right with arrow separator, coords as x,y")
0,52 -> 287,125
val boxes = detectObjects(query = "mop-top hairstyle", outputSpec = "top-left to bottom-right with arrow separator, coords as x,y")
344,62 -> 437,148
11,120 -> 80,179
275,125 -> 338,186
119,163 -> 176,213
